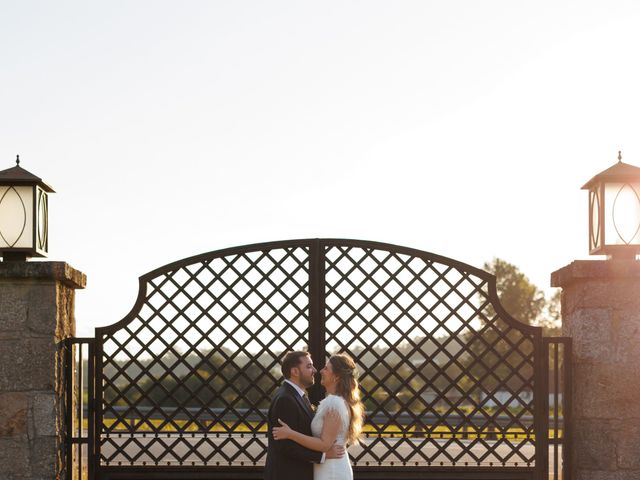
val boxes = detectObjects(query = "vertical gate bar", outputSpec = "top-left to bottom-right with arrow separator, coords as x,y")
89,339 -> 97,480
553,342 -> 559,480
537,336 -> 549,480
77,343 -> 83,479
563,339 -> 573,480
308,239 -> 326,404
64,339 -> 73,480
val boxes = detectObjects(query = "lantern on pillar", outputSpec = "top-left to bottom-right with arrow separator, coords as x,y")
0,156 -> 54,261
582,151 -> 640,259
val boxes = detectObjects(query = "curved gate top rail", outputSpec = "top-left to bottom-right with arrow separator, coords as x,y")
67,239 -> 570,480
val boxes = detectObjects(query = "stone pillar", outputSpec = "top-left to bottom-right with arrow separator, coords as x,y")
0,262 -> 86,480
551,260 -> 640,480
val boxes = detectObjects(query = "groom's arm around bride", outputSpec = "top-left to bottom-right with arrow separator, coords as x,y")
264,351 -> 344,480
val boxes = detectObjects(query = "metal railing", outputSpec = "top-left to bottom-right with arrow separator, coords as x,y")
64,336 -> 571,479
544,337 -> 572,480
64,337 -> 94,480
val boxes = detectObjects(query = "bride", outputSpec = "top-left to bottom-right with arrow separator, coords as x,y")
272,353 -> 364,480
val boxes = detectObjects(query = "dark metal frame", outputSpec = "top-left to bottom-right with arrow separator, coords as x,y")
64,337 -> 96,480
63,239 -> 571,480
544,337 -> 572,480
588,186 -> 604,253
36,185 -> 48,253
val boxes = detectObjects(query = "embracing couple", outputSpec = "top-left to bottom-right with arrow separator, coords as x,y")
264,351 -> 364,480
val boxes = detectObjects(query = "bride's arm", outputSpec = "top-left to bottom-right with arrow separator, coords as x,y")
273,411 -> 341,452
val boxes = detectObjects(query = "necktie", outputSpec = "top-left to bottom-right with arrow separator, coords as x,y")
302,394 -> 313,412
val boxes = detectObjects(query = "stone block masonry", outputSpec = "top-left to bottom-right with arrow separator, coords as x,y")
552,260 -> 640,480
0,262 -> 85,480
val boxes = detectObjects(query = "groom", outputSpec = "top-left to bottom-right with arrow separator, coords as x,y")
264,351 -> 344,480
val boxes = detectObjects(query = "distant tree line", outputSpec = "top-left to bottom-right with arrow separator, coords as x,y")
102,258 -> 561,414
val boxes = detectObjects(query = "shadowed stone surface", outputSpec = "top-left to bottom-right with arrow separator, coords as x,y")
26,283 -> 58,335
553,259 -> 640,480
559,278 -> 640,314
574,419 -> 617,470
0,437 -> 30,479
0,293 -> 27,333
562,308 -> 612,361
573,363 -> 640,419
613,419 -> 640,470
0,261 -> 84,480
576,472 -> 640,480
33,392 -> 56,437
30,436 -> 57,478
612,310 -> 640,364
0,392 -> 28,436
0,338 -> 56,391
0,262 -> 86,289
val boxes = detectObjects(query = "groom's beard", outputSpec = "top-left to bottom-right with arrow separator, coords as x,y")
299,373 -> 315,389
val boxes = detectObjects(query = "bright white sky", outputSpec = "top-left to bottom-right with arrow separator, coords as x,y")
2,1 -> 640,336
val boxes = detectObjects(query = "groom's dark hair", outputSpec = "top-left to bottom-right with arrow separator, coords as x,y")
281,351 -> 310,379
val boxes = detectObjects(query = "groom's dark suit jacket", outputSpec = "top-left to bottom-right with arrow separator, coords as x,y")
264,382 -> 322,480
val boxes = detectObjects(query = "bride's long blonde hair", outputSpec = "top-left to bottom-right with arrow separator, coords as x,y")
328,353 -> 364,445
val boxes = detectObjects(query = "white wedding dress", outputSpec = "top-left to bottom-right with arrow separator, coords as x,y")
311,394 -> 352,480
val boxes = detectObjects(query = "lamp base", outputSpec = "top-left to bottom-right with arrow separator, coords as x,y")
607,251 -> 639,261
2,252 -> 29,262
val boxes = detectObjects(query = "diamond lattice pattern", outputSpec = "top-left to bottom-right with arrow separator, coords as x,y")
99,247 -> 310,466
97,242 -> 538,469
324,245 -> 536,467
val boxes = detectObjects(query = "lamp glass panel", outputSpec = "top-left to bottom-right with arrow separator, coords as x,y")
604,182 -> 640,246
0,185 -> 34,249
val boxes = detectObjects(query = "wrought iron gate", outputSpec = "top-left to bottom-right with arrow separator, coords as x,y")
64,239 -> 571,480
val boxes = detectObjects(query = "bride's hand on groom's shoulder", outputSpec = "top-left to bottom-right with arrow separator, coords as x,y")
272,419 -> 293,440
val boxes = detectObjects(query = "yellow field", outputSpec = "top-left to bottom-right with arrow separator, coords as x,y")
78,418 -> 562,440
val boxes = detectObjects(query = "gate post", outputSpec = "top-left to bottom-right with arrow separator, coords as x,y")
552,260 -> 640,480
0,261 -> 85,479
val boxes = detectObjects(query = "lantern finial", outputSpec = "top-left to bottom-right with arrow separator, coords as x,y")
618,150 -> 622,163
16,154 -> 20,166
